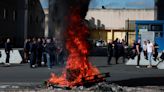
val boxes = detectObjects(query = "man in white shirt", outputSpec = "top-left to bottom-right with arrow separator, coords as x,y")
147,40 -> 154,68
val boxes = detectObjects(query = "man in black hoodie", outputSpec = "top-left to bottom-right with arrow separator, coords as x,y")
5,38 -> 13,66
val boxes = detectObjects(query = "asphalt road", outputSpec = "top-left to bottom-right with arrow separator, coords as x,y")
0,57 -> 164,87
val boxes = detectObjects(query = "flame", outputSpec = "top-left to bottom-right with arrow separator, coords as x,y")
47,8 -> 101,87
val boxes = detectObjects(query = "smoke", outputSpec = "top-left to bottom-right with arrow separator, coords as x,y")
50,0 -> 91,47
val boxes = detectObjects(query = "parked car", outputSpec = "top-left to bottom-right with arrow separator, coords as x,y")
95,40 -> 107,47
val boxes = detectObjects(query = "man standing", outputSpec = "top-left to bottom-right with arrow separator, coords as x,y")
136,40 -> 142,68
30,38 -> 37,68
153,42 -> 159,61
5,38 -> 13,66
107,39 -> 113,65
24,38 -> 31,63
36,38 -> 43,67
147,40 -> 154,68
45,38 -> 56,69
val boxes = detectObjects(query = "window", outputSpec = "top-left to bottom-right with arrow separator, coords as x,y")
151,24 -> 163,31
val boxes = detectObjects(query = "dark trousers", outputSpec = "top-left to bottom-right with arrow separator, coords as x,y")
143,51 -> 148,59
153,52 -> 158,61
137,53 -> 140,66
6,52 -> 10,63
24,51 -> 29,63
30,53 -> 36,66
107,55 -> 112,65
51,53 -> 56,66
36,52 -> 42,66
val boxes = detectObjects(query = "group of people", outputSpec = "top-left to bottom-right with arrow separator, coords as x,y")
24,37 -> 65,69
107,38 -> 127,65
134,40 -> 159,68
107,38 -> 163,68
2,37 -> 65,69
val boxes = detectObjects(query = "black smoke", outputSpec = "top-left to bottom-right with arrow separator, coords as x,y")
49,0 -> 91,47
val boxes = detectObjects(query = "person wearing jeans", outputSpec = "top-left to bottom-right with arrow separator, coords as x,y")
45,38 -> 56,69
46,53 -> 51,69
146,40 -> 154,68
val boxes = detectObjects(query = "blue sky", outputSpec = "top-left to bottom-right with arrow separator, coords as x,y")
40,0 -> 154,9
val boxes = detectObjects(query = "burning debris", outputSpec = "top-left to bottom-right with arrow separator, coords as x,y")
47,0 -> 105,88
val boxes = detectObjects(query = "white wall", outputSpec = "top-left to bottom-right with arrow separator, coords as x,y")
86,9 -> 155,30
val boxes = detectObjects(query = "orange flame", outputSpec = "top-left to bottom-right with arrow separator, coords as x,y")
47,8 -> 100,88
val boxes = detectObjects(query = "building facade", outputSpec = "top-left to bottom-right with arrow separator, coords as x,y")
0,0 -> 45,48
86,9 -> 155,43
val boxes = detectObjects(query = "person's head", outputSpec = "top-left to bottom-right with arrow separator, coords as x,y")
115,38 -> 118,42
147,40 -> 150,44
37,38 -> 41,42
7,38 -> 10,43
53,37 -> 56,42
46,38 -> 51,43
144,40 -> 147,44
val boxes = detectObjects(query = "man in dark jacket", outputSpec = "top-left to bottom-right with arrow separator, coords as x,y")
36,38 -> 43,67
5,38 -> 13,66
113,38 -> 119,64
45,39 -> 56,69
107,39 -> 113,65
30,38 -> 37,68
24,38 -> 31,63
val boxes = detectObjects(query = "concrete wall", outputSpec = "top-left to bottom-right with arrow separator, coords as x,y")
86,9 -> 155,30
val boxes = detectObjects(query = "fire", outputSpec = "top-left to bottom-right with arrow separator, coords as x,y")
47,8 -> 101,87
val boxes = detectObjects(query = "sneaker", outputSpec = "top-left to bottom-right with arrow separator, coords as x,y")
136,66 -> 140,68
147,65 -> 152,68
5,63 -> 10,65
32,65 -> 36,68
